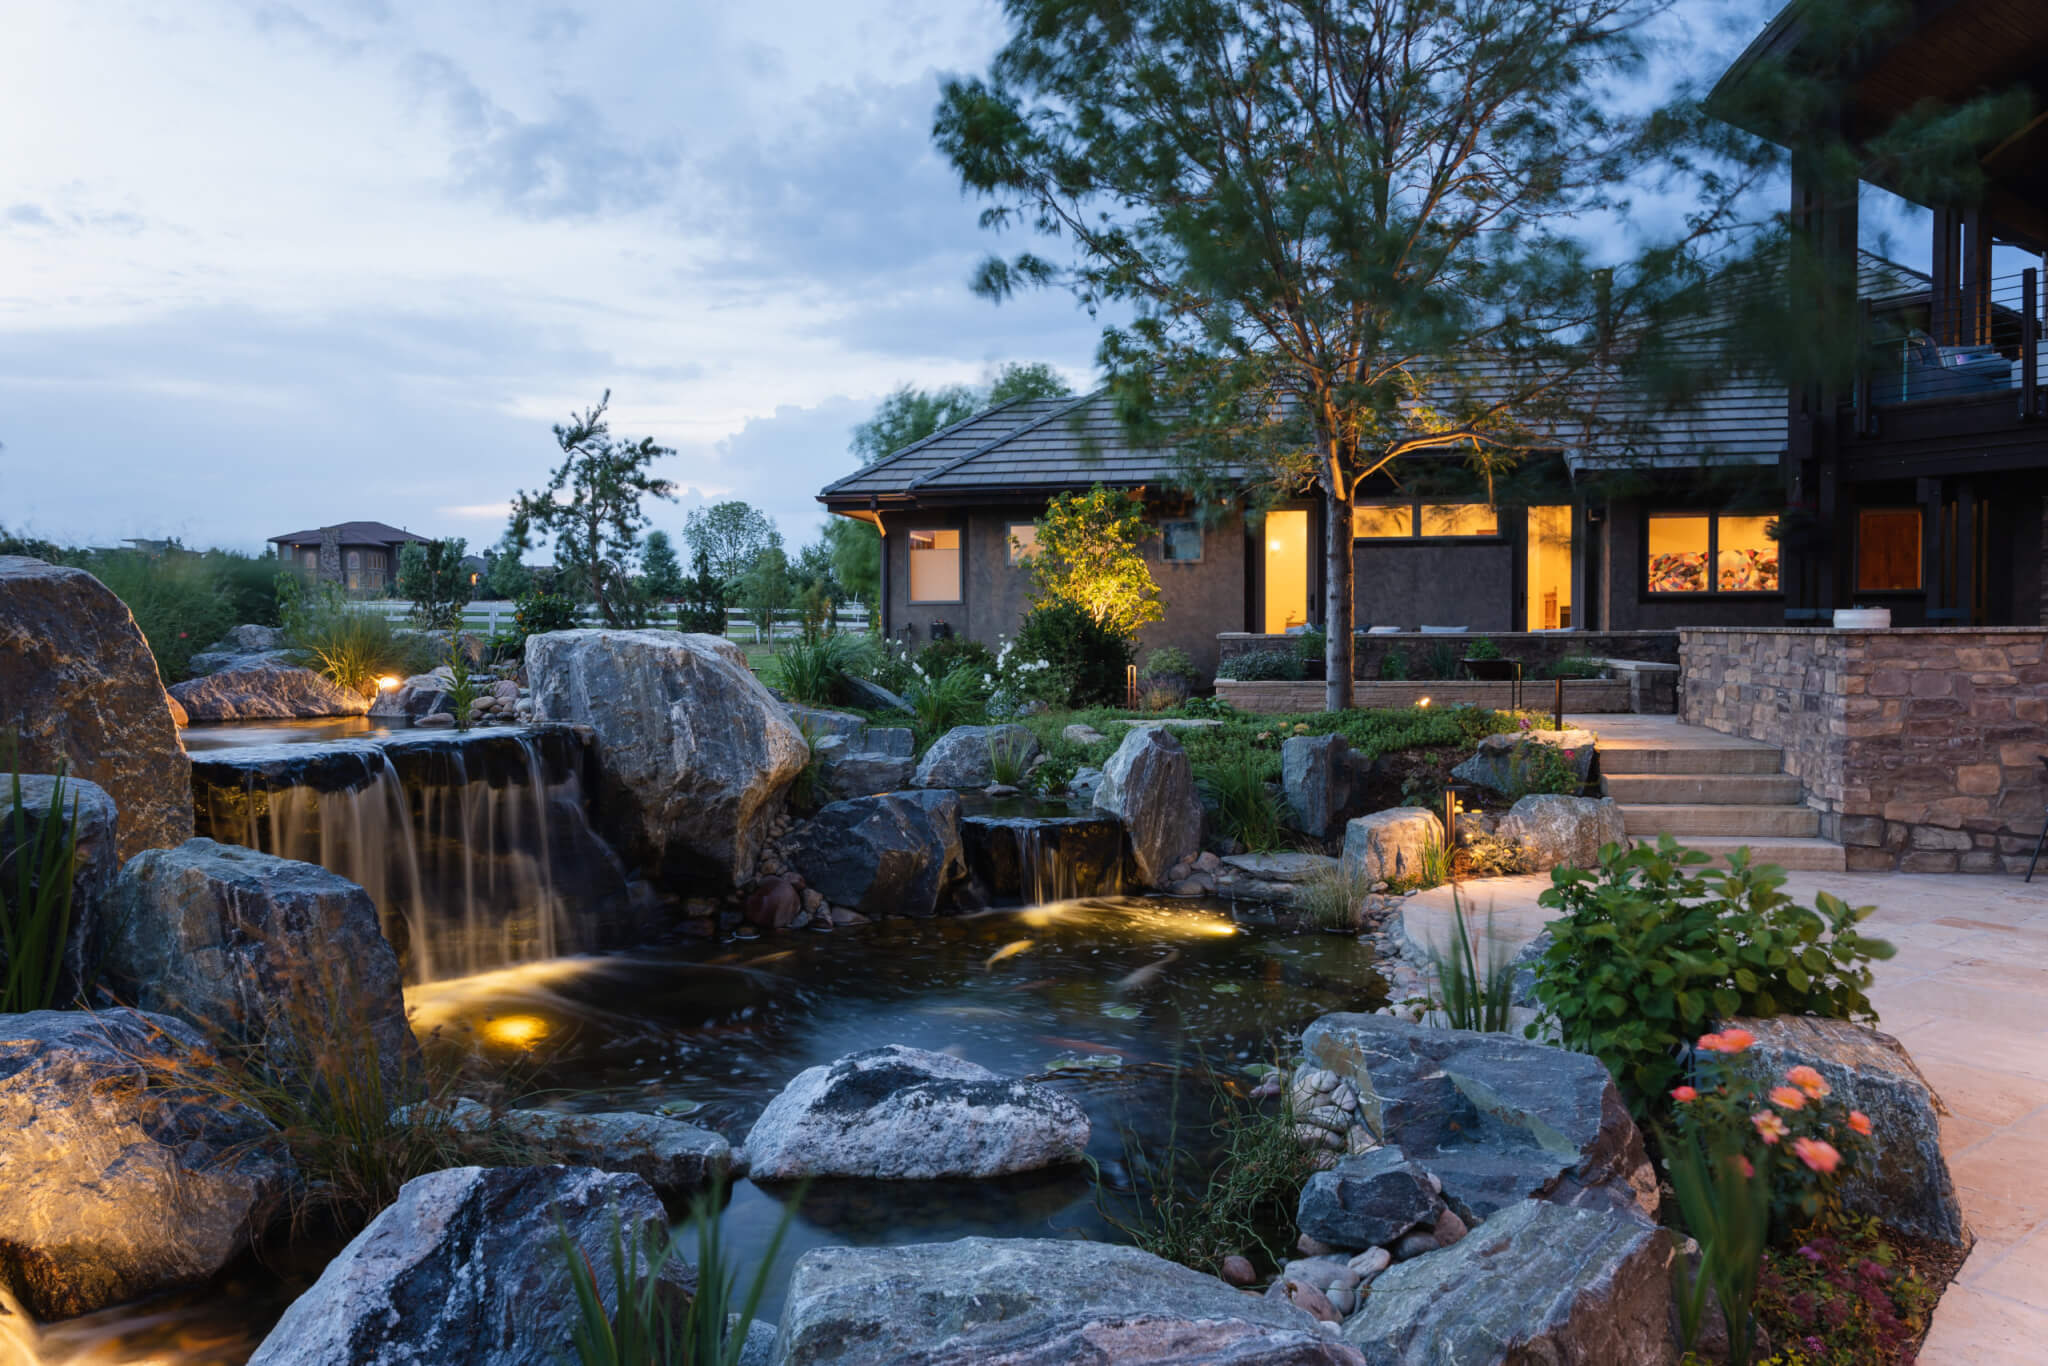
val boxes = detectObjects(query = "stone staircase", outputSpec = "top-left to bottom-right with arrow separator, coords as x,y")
1595,723 -> 1847,872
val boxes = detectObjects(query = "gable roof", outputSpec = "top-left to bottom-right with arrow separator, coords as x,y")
268,521 -> 434,547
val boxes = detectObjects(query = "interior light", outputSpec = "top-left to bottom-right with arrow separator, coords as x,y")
1268,540 -> 1283,551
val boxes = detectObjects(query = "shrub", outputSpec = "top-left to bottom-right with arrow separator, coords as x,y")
1015,600 -> 1134,707
1422,641 -> 1464,679
1466,635 -> 1502,661
1214,649 -> 1303,682
399,539 -> 473,631
774,633 -> 877,706
1143,645 -> 1195,680
1504,741 -> 1585,800
1377,647 -> 1410,681
515,590 -> 584,640
915,636 -> 996,681
1026,753 -> 1077,795
282,584 -> 417,697
3,763 -> 82,1012
1028,485 -> 1162,638
1527,839 -> 1894,1119
905,663 -> 989,744
674,547 -> 728,634
83,548 -> 239,682
1199,742 -> 1286,853
1544,653 -> 1610,680
1753,1214 -> 1935,1366
1291,628 -> 1327,664
1176,695 -> 1235,719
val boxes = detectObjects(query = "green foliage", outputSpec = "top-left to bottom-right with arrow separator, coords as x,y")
481,529 -> 534,600
281,582 -> 424,696
905,663 -> 989,745
1377,647 -> 1410,681
916,636 -> 997,681
639,531 -> 684,599
986,729 -> 1033,786
1214,649 -> 1303,682
1754,1214 -> 1935,1366
1028,485 -> 1161,638
789,539 -> 842,640
1142,645 -> 1195,680
683,501 -> 780,586
1426,893 -> 1514,1031
514,590 -> 584,641
674,547 -> 728,634
79,548 -> 246,682
445,634 -> 480,731
1505,741 -> 1587,801
986,360 -> 1074,405
851,383 -> 982,464
1298,860 -> 1372,933
773,634 -> 877,707
1291,628 -> 1327,665
1668,1119 -> 1774,1366
399,538 -> 472,631
1465,636 -> 1502,662
822,518 -> 880,610
1176,695 -> 1235,719
1456,831 -> 1530,880
3,763 -> 81,1013
736,546 -> 792,639
1401,836 -> 1452,893
1544,654 -> 1611,680
1026,752 -> 1077,795
1015,600 -> 1134,707
509,392 -> 677,627
1527,839 -> 1895,1119
1199,741 -> 1286,853
1422,641 -> 1464,681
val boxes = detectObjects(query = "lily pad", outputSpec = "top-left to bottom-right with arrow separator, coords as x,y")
1099,1003 -> 1142,1019
1210,982 -> 1243,995
1046,1053 -> 1124,1072
656,1099 -> 704,1118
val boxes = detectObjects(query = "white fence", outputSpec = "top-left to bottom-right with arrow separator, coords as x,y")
358,599 -> 870,643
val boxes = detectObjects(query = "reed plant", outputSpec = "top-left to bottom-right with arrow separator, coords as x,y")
1426,892 -> 1515,1032
1198,742 -> 1286,853
772,633 -> 876,706
986,729 -> 1033,786
1298,859 -> 1372,933
2,763 -> 81,1013
905,662 -> 988,745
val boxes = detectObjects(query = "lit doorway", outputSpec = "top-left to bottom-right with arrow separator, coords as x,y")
1526,506 -> 1574,629
1263,508 -> 1310,633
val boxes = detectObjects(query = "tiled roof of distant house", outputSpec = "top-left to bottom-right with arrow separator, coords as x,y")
267,521 -> 434,546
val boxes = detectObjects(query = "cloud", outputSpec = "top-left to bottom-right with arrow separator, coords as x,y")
5,203 -> 54,228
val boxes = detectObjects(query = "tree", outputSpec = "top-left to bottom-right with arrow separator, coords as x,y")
823,517 -> 880,611
736,545 -> 793,642
937,0 -> 1758,708
1029,485 -> 1161,639
481,532 -> 532,601
986,361 -> 1072,405
398,537 -> 471,630
683,501 -> 779,584
508,392 -> 676,628
850,365 -> 1076,466
640,530 -> 684,599
675,546 -> 728,634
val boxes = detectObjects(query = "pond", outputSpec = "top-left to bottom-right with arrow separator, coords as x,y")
4,897 -> 1385,1365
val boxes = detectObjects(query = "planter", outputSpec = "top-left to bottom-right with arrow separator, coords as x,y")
1460,658 -> 1521,682
1833,608 -> 1892,629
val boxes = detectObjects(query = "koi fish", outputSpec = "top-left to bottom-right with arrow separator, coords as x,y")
1036,1035 -> 1125,1055
984,939 -> 1036,970
1114,948 -> 1181,993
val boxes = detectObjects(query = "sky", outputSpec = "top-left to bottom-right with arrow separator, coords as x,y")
0,0 -> 1942,559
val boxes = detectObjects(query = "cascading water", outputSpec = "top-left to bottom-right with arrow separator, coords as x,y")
190,726 -> 635,983
959,795 -> 1131,905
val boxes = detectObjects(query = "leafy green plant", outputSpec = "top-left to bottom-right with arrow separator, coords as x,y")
563,1172 -> 795,1366
445,634 -> 480,731
1423,641 -> 1464,680
1176,694 -> 1235,719
1015,600 -> 1134,706
1465,636 -> 1503,661
514,589 -> 584,641
1401,835 -> 1452,892
1299,860 -> 1372,933
1291,628 -> 1327,664
3,763 -> 81,1013
1426,893 -> 1513,1031
774,633 -> 876,706
1199,742 -> 1286,853
399,539 -> 472,630
1143,645 -> 1195,680
1377,647 -> 1410,681
986,729 -> 1033,785
283,585 -> 416,697
1026,753 -> 1077,795
1527,839 -> 1894,1119
1028,484 -> 1163,637
1504,740 -> 1586,800
1544,653 -> 1610,680
916,636 -> 996,680
1214,649 -> 1304,682
1455,831 -> 1529,879
905,662 -> 989,744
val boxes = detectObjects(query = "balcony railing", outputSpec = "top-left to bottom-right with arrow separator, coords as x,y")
1856,266 -> 2045,419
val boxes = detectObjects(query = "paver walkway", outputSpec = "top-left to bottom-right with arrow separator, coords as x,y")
1406,865 -> 2048,1364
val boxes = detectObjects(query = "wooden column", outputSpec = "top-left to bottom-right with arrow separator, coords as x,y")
1931,209 -> 1961,346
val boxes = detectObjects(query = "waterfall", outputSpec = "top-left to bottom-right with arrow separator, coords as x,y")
961,805 -> 1130,906
192,727 -> 634,983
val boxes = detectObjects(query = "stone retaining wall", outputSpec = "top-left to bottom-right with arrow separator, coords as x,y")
1217,630 -> 1680,676
1680,628 -> 2048,874
1215,678 -> 1633,713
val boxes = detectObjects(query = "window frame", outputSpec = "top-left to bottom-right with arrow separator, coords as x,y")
907,526 -> 964,605
1642,509 -> 1783,598
1158,518 -> 1205,563
1006,523 -> 1039,566
1351,499 -> 1504,541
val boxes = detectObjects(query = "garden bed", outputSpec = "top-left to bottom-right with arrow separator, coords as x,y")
1215,677 -> 1632,713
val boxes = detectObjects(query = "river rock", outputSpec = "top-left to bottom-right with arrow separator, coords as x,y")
0,555 -> 194,860
1497,795 -> 1628,871
245,1165 -> 675,1366
1450,729 -> 1597,796
171,656 -> 372,721
1301,1013 -> 1657,1223
1297,1148 -> 1445,1251
774,1237 -> 1365,1365
427,1099 -> 732,1194
0,1007 -> 292,1319
1342,809 -> 1442,887
1092,725 -> 1201,886
369,671 -> 453,720
784,705 -> 868,741
1283,734 -> 1374,840
1341,1199 -> 1676,1366
783,790 -> 966,917
1729,1014 -> 1966,1245
104,839 -> 418,1091
743,1044 -> 1088,1180
913,723 -> 1041,789
526,630 -> 807,889
811,735 -> 918,800
0,773 -> 118,1004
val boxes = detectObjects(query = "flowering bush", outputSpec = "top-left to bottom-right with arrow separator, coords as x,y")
1753,1214 -> 1935,1366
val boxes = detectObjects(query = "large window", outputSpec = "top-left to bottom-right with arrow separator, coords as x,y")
345,550 -> 363,591
1646,512 -> 1779,595
1007,524 -> 1039,565
1526,506 -> 1574,629
1353,502 -> 1499,539
909,528 -> 962,603
1857,509 -> 1922,592
1263,509 -> 1310,633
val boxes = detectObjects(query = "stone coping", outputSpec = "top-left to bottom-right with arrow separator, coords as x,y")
1677,626 -> 2048,637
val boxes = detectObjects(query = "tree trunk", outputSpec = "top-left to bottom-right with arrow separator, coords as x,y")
1324,482 -> 1354,712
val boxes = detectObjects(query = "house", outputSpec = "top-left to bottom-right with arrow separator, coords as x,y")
268,521 -> 432,594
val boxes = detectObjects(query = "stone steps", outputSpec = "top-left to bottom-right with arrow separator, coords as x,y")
1659,836 -> 1849,872
1619,803 -> 1821,838
1601,772 -> 1805,806
1596,745 -> 1784,775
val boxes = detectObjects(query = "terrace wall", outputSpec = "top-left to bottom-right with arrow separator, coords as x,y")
1679,627 -> 2048,873
1217,630 -> 1679,677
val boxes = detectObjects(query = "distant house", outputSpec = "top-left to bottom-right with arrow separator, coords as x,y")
269,521 -> 432,594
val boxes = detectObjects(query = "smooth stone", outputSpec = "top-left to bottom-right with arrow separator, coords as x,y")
1341,808 -> 1443,887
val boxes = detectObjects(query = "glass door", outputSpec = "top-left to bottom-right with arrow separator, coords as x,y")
1263,508 -> 1310,633
1526,506 -> 1574,629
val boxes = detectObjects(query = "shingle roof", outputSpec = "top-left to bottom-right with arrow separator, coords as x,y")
268,521 -> 434,546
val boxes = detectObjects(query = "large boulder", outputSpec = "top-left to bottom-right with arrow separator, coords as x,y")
368,670 -> 453,720
246,1165 -> 675,1366
1283,734 -> 1374,840
1093,726 -> 1202,887
783,791 -> 965,917
743,1044 -> 1089,1181
913,724 -> 1040,789
774,1237 -> 1365,1366
104,840 -> 418,1091
1341,1199 -> 1676,1366
185,647 -> 296,678
0,1007 -> 292,1319
840,675 -> 912,715
1450,729 -> 1597,797
1497,795 -> 1628,872
1301,1014 -> 1657,1223
526,630 -> 807,889
0,774 -> 118,1003
1342,809 -> 1442,887
0,555 -> 194,860
170,657 -> 372,721
1297,1148 -> 1445,1251
811,735 -> 918,801
427,1099 -> 732,1195
1730,1014 -> 1966,1245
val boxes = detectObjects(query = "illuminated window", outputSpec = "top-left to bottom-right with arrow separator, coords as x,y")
1420,504 -> 1500,537
1647,512 -> 1779,595
1160,520 -> 1204,562
1263,509 -> 1310,633
345,549 -> 363,591
1353,504 -> 1414,538
1007,524 -> 1039,565
366,550 -> 387,592
909,528 -> 962,603
1526,506 -> 1574,629
1857,509 -> 1922,591
1351,502 -> 1497,538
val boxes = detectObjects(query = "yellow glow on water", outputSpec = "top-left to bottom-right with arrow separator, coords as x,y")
405,956 -> 600,1036
483,1014 -> 550,1048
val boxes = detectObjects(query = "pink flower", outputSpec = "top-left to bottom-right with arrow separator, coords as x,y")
1699,1028 -> 1756,1055
1848,1110 -> 1873,1136
1671,1086 -> 1698,1103
1793,1137 -> 1842,1174
1770,1086 -> 1809,1112
1785,1065 -> 1831,1099
1731,1154 -> 1755,1179
1752,1110 -> 1790,1144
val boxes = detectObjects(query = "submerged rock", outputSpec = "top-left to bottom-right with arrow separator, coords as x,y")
526,630 -> 807,889
744,1044 -> 1089,1180
246,1166 -> 674,1366
105,839 -> 418,1092
0,773 -> 118,1003
1341,809 -> 1442,887
1341,1199 -> 1675,1366
425,1099 -> 733,1194
1497,794 -> 1628,872
914,724 -> 1041,790
0,555 -> 195,860
775,1237 -> 1364,1365
1092,726 -> 1202,887
0,1008 -> 292,1319
783,790 -> 966,917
